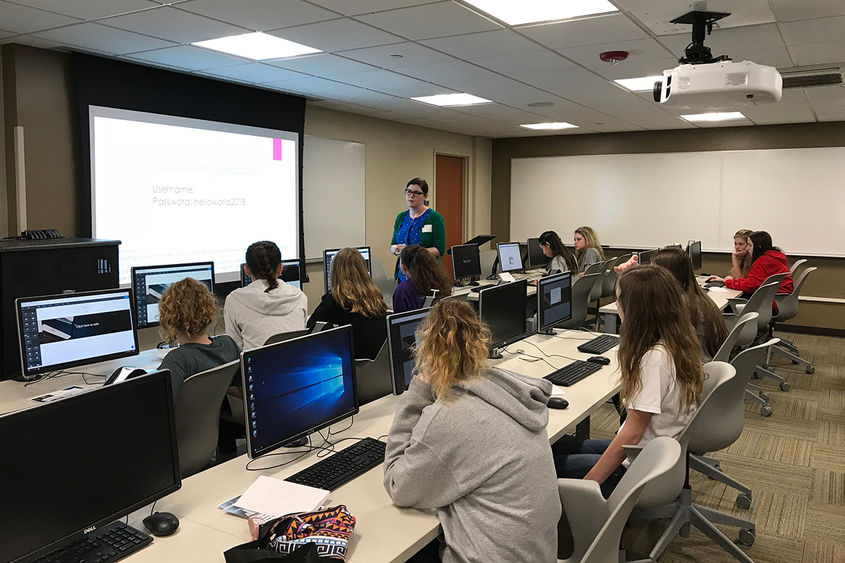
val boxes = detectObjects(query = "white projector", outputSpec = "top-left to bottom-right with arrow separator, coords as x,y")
653,60 -> 782,108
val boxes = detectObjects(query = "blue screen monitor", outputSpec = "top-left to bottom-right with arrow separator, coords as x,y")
131,262 -> 214,329
242,325 -> 358,458
537,272 -> 572,333
497,242 -> 524,273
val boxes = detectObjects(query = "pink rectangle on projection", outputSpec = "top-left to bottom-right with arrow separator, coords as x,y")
273,139 -> 282,161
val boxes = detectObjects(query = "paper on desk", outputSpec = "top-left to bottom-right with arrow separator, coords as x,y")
32,386 -> 86,403
708,286 -> 731,293
550,386 -> 567,397
234,475 -> 329,518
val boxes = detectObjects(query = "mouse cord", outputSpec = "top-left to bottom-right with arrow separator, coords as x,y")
149,500 -> 158,516
520,340 -> 580,363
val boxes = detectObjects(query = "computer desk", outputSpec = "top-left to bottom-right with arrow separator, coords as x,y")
0,331 -> 619,562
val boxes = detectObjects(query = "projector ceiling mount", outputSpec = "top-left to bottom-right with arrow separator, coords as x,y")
672,10 -> 732,65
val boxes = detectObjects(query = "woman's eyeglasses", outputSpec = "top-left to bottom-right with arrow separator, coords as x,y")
405,189 -> 425,196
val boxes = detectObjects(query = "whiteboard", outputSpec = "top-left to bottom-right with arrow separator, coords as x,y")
510,147 -> 845,257
302,135 -> 365,260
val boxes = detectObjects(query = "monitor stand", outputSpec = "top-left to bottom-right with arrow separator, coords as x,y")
488,347 -> 503,360
455,277 -> 479,287
538,328 -> 556,336
10,371 -> 43,383
285,437 -> 309,448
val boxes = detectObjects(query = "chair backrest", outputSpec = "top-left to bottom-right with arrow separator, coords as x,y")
573,437 -> 683,563
679,361 -> 736,453
371,257 -> 394,306
422,295 -> 435,308
601,254 -> 630,298
264,329 -> 309,345
174,360 -> 241,478
730,281 -> 780,331
588,258 -> 614,302
789,258 -> 807,276
712,312 -> 759,362
557,273 -> 599,329
583,260 -> 605,276
354,341 -> 392,406
762,271 -> 788,290
774,266 -> 816,321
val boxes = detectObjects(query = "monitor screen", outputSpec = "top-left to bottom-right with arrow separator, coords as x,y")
16,289 -> 139,378
386,307 -> 431,395
478,279 -> 528,350
0,370 -> 180,563
242,325 -> 358,458
538,272 -> 572,332
451,244 -> 481,280
638,249 -> 656,266
526,238 -> 550,269
131,262 -> 215,329
687,240 -> 702,271
240,259 -> 302,290
323,247 -> 371,292
497,242 -> 524,273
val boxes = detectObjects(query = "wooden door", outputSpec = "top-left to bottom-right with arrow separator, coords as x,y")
435,155 -> 464,279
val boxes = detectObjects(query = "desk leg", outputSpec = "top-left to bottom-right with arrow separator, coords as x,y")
602,313 -> 618,334
575,417 -> 590,440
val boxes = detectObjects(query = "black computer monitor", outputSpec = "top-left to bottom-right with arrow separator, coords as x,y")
323,247 -> 371,292
16,288 -> 139,379
478,279 -> 528,358
386,307 -> 431,395
638,249 -> 657,265
526,238 -> 550,269
537,272 -> 572,334
497,242 -> 524,273
240,258 -> 302,290
450,244 -> 481,284
687,240 -> 702,271
0,370 -> 180,563
131,262 -> 215,329
242,325 -> 358,458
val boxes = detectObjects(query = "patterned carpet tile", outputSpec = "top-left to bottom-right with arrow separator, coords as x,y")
816,414 -> 845,447
803,506 -> 845,544
801,539 -> 845,563
810,466 -> 845,507
724,430 -> 814,466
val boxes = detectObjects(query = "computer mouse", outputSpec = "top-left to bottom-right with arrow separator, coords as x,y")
143,511 -> 180,537
547,397 -> 569,409
586,356 -> 611,365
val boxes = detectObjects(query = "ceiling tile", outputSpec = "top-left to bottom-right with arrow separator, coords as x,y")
269,18 -> 402,51
393,59 -> 489,83
332,68 -> 446,97
338,41 -> 451,68
0,2 -> 80,33
307,0 -> 432,17
588,56 -> 678,81
265,52 -> 377,75
201,62 -> 308,83
126,45 -> 248,70
782,16 -> 845,45
769,0 -> 845,22
265,75 -> 403,106
449,103 -> 551,125
356,2 -> 502,40
103,6 -> 248,43
0,33 -> 63,49
177,0 -> 338,32
741,89 -> 816,124
558,37 -> 674,69
10,0 -> 157,20
421,29 -> 541,59
473,50 -> 576,75
33,22 -> 176,55
804,85 -> 845,106
617,0 -> 774,35
790,40 -> 845,66
815,105 -> 845,120
517,13 -> 647,50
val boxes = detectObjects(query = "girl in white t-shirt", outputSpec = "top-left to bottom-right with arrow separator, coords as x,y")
552,265 -> 705,497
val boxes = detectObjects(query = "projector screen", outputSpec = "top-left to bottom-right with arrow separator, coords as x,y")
89,106 -> 300,285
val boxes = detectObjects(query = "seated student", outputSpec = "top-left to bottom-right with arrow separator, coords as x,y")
729,229 -> 754,279
158,278 -> 239,402
538,230 -> 577,273
393,245 -> 454,313
708,230 -> 794,296
224,241 -> 307,350
574,226 -> 605,273
552,266 -> 705,498
651,247 -> 728,361
307,247 -> 387,360
383,299 -> 560,562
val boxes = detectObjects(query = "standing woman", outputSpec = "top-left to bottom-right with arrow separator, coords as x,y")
573,226 -> 605,273
729,229 -> 754,279
393,245 -> 454,313
538,230 -> 577,273
390,178 -> 446,282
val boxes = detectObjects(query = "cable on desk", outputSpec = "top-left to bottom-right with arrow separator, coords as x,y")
504,347 -> 558,371
578,327 -> 605,338
551,333 -> 594,341
327,416 -> 354,437
519,340 -> 580,363
244,433 -> 331,472
23,371 -> 61,387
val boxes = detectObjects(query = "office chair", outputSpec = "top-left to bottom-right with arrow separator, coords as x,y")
628,361 -> 756,563
175,360 -> 241,478
766,266 -> 817,375
788,258 -> 807,277
601,253 -> 631,300
371,257 -> 395,306
354,342 -> 392,406
264,329 -> 309,345
556,437 -> 683,563
556,273 -> 599,330
587,258 -> 615,330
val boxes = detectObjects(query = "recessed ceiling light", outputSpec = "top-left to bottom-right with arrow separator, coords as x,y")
193,32 -> 320,60
520,122 -> 579,130
463,0 -> 617,26
681,112 -> 746,122
614,76 -> 664,92
412,93 -> 492,106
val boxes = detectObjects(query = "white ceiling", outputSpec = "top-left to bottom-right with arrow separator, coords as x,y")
2,0 -> 844,137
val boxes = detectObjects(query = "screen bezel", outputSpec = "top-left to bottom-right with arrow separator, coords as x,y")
526,237 -> 550,269
130,261 -> 215,329
386,307 -> 432,396
496,242 -> 524,273
687,240 -> 702,271
323,246 -> 372,292
450,243 -> 481,280
478,279 -> 528,350
240,258 -> 303,287
638,249 -> 656,266
0,370 -> 180,563
241,325 -> 359,459
16,288 -> 140,378
537,272 -> 573,332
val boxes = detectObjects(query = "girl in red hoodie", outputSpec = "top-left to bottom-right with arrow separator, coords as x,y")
709,231 -> 794,296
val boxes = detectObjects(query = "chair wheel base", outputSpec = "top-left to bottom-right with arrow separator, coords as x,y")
780,381 -> 791,391
739,528 -> 756,546
806,366 -> 815,374
759,392 -> 770,403
736,493 -> 752,509
680,522 -> 690,538
760,406 -> 773,417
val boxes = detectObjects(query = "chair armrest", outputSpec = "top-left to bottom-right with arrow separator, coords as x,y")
558,479 -> 609,557
726,298 -> 748,315
622,444 -> 644,463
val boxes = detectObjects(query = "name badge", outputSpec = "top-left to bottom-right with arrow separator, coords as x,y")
422,224 -> 433,233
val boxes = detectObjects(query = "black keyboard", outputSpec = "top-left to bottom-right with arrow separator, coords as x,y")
703,281 -> 725,288
34,521 -> 151,563
577,334 -> 619,354
470,286 -> 485,293
285,437 -> 386,491
544,360 -> 602,387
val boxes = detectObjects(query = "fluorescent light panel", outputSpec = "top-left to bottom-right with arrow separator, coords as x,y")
681,112 -> 746,122
520,122 -> 578,130
412,93 -> 492,107
614,76 -> 663,92
463,0 -> 617,26
193,32 -> 320,60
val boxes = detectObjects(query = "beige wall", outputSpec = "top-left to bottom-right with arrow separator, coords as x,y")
0,47 -> 7,236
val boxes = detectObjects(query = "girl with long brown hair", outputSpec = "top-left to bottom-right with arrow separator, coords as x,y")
392,245 -> 454,313
552,266 -> 705,497
573,226 -> 605,273
384,299 -> 560,562
729,229 -> 754,279
307,247 -> 388,359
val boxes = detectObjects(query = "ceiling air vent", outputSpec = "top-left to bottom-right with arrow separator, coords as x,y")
780,66 -> 843,89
